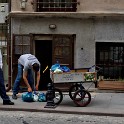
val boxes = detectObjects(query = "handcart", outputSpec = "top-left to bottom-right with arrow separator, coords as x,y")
50,69 -> 97,107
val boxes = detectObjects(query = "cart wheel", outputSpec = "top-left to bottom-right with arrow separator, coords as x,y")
69,84 -> 85,100
54,88 -> 63,105
73,89 -> 91,107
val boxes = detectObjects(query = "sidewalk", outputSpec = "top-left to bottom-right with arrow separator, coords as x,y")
0,89 -> 123,117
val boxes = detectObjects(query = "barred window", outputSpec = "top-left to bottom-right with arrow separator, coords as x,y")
96,42 -> 124,80
34,0 -> 77,12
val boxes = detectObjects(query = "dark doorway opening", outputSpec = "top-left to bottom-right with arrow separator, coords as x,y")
35,40 -> 52,90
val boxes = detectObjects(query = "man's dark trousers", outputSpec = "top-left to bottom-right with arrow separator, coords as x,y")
0,68 -> 10,101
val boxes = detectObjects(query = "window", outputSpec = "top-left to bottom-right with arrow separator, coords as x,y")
12,34 -> 33,70
34,0 -> 77,12
13,35 -> 32,55
96,42 -> 124,80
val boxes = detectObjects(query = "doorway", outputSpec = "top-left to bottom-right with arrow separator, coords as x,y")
35,40 -> 52,90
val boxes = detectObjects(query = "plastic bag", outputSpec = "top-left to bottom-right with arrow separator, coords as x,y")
22,92 -> 46,102
51,63 -> 60,72
59,66 -> 70,72
54,68 -> 63,73
22,92 -> 34,102
51,61 -> 70,73
33,93 -> 39,102
38,92 -> 46,102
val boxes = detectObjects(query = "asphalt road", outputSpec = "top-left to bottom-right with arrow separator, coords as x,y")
0,111 -> 124,124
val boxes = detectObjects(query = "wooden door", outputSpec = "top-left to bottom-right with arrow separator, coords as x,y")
52,35 -> 74,91
52,35 -> 74,69
12,34 -> 33,90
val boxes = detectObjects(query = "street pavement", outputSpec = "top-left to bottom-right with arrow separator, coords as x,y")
0,88 -> 123,117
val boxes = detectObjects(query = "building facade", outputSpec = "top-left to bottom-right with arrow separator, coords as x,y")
8,0 -> 124,90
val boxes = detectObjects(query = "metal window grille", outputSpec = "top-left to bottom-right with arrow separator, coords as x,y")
0,24 -> 8,46
96,42 -> 124,80
33,0 -> 77,12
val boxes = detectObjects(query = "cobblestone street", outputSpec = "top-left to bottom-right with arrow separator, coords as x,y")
0,111 -> 124,124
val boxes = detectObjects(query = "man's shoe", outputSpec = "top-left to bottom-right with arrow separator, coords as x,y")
12,94 -> 17,99
3,100 -> 14,105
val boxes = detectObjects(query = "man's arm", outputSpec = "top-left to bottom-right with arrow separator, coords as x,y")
23,71 -> 32,92
35,71 -> 40,90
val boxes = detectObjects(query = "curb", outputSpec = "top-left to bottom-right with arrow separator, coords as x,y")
0,107 -> 124,117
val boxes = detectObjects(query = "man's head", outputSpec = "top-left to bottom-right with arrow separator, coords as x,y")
32,63 -> 39,72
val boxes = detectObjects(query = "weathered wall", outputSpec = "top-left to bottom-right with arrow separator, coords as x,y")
78,0 -> 124,12
11,0 -> 124,12
11,18 -> 94,68
0,3 -> 8,23
11,0 -> 33,12
95,18 -> 124,41
11,17 -> 124,68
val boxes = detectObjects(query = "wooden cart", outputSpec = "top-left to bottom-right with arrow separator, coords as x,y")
50,70 -> 97,107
